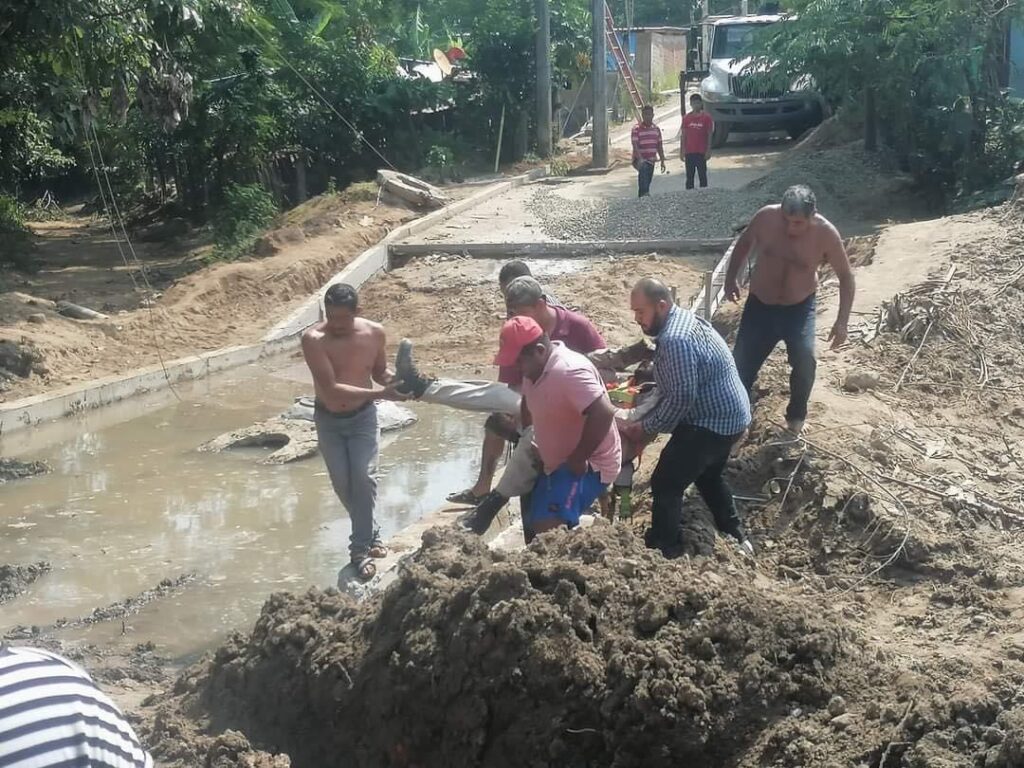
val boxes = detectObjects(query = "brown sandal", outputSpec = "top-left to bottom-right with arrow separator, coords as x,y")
354,557 -> 377,582
368,544 -> 388,559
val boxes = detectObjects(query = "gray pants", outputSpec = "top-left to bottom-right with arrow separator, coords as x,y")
495,426 -> 540,498
420,379 -> 521,415
314,402 -> 380,559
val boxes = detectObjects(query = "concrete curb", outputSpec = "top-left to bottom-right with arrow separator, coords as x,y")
0,336 -> 298,435
265,168 -> 549,341
0,169 -> 548,434
389,238 -> 732,259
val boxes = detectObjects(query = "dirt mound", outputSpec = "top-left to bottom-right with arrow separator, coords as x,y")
745,144 -> 924,229
0,561 -> 51,604
146,524 -> 878,767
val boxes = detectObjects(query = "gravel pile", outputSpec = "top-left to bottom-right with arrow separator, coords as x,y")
527,187 -> 764,241
528,145 -> 904,242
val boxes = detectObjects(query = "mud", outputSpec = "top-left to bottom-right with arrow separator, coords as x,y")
4,573 -> 196,640
143,524 -> 878,768
199,398 -> 418,464
0,457 -> 50,483
0,561 -> 50,604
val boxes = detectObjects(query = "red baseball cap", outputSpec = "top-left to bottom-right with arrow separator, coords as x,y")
494,316 -> 544,366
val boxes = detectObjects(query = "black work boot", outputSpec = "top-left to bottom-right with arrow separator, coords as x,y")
460,491 -> 508,535
395,338 -> 433,398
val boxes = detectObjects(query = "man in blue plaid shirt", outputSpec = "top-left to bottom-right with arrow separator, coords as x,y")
620,278 -> 753,556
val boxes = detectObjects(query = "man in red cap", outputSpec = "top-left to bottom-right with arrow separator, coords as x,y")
493,316 -> 622,540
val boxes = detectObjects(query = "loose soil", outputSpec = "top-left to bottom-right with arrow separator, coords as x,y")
0,190 -> 424,400
134,187 -> 1024,766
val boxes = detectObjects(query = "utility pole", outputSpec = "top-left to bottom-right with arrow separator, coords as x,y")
591,0 -> 609,167
536,0 -> 552,157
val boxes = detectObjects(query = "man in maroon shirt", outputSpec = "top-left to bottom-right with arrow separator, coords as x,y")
681,93 -> 715,189
394,275 -> 609,508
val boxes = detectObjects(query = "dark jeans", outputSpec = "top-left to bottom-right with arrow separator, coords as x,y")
647,424 -> 745,550
732,293 -> 817,422
685,153 -> 708,188
637,160 -> 655,197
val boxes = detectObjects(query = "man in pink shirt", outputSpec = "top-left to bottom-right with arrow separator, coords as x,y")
493,316 -> 622,541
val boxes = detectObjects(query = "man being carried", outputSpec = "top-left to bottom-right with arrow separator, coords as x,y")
620,278 -> 753,556
396,273 -> 610,507
724,185 -> 856,435
301,283 -> 407,582
493,317 -> 622,541
631,104 -> 666,198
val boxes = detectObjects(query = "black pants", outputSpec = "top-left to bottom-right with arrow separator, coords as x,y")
637,161 -> 655,197
685,153 -> 708,189
647,424 -> 744,551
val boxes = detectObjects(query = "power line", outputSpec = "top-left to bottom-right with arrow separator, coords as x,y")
247,22 -> 397,171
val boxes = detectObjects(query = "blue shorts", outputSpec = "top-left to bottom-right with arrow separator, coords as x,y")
529,465 -> 607,528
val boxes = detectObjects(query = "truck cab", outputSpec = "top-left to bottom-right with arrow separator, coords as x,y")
688,14 -> 823,147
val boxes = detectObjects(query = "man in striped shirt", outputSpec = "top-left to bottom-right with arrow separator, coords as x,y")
620,278 -> 753,556
630,105 -> 666,198
0,644 -> 153,768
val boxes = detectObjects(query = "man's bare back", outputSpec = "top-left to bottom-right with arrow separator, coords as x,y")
302,317 -> 390,413
741,204 -> 845,305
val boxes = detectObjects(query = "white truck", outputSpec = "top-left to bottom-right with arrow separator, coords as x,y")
687,14 -> 823,148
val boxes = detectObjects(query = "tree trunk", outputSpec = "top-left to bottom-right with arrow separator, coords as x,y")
864,87 -> 878,152
513,106 -> 529,161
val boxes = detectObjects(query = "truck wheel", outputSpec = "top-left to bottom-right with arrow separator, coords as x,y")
788,124 -> 808,140
711,121 -> 730,149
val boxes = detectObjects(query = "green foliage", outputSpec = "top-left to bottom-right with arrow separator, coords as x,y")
425,144 -> 454,168
755,0 -> 1024,199
0,195 -> 27,233
212,183 -> 278,261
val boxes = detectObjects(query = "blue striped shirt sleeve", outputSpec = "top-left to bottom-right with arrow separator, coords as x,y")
642,335 -> 696,434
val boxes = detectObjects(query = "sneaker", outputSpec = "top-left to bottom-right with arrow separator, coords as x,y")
737,538 -> 755,558
395,338 -> 433,398
459,491 -> 509,535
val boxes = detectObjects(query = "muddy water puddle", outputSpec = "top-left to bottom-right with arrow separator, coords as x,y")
0,355 -> 485,658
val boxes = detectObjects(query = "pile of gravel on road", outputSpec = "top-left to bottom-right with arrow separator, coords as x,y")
143,523 -> 874,768
527,144 -> 910,242
527,187 -> 762,241
747,144 -> 906,225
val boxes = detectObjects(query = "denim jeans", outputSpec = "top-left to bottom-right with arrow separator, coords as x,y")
637,160 -> 655,197
314,401 -> 381,559
684,153 -> 708,188
732,293 -> 817,422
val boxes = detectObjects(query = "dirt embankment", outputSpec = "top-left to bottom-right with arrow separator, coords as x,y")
143,525 -> 872,768
0,192 -> 421,400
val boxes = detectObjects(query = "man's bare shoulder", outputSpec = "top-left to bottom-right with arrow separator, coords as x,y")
302,322 -> 328,344
355,317 -> 385,337
750,205 -> 780,228
813,213 -> 843,244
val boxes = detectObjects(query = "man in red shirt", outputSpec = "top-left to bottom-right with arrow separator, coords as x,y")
681,93 -> 715,189
631,105 -> 666,198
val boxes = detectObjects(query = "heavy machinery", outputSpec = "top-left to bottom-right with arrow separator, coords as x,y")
685,14 -> 824,148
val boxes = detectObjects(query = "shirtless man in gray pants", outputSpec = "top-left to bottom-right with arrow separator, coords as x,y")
301,283 -> 407,581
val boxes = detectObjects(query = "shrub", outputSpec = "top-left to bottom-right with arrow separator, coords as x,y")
0,195 -> 26,233
212,183 -> 278,261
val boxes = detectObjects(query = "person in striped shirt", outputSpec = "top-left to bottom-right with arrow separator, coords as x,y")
630,105 -> 666,198
0,644 -> 153,768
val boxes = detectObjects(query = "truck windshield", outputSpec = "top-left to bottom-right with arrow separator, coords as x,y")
711,23 -> 775,59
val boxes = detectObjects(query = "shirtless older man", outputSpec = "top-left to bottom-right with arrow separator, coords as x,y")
301,282 -> 406,581
724,185 -> 855,435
